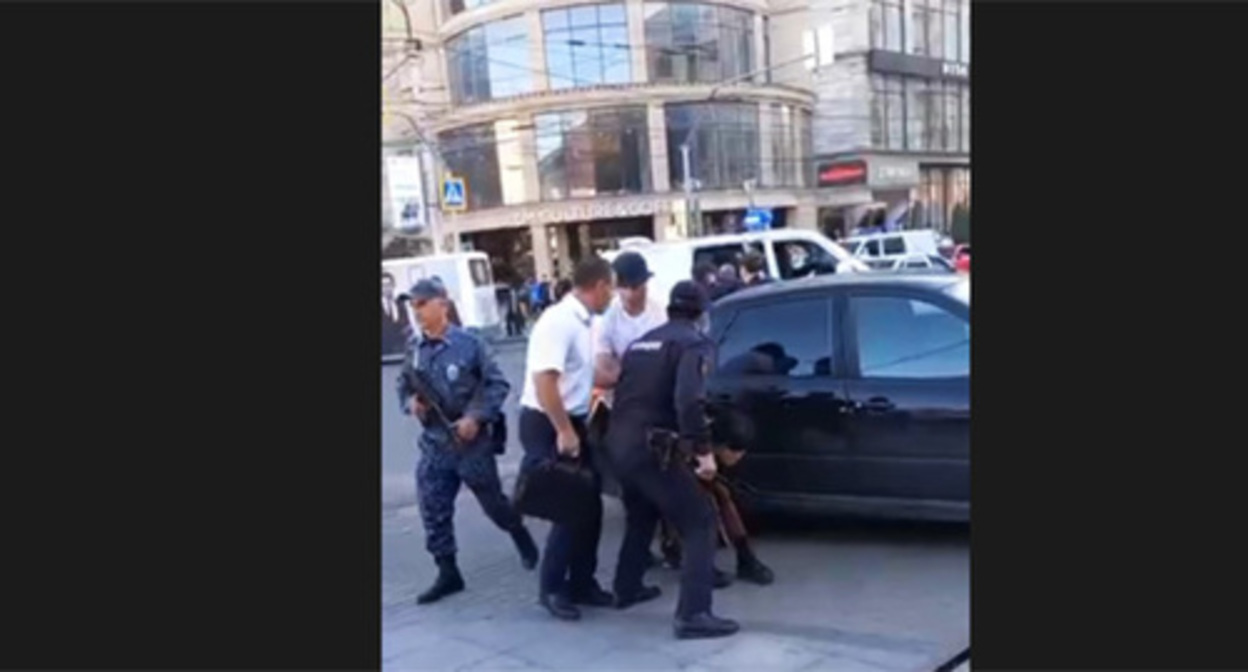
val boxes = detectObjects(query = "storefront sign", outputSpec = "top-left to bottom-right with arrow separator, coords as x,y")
817,157 -> 919,190
384,155 -> 426,233
507,199 -> 670,227
816,160 -> 868,187
868,158 -> 920,189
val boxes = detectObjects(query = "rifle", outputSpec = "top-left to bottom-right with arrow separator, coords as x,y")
402,363 -> 463,448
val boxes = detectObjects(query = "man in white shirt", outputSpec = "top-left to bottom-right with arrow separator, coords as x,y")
593,252 -> 668,396
518,257 -> 616,621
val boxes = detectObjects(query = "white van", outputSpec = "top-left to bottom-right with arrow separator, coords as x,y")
382,252 -> 502,335
602,229 -> 868,307
843,230 -> 942,270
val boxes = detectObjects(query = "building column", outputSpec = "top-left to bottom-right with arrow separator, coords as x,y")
530,223 -> 553,279
527,10 -> 550,91
554,224 -> 573,278
627,0 -> 649,83
758,102 -> 776,188
793,202 -> 818,231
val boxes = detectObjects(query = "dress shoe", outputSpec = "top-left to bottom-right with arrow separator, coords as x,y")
510,526 -> 539,571
539,593 -> 581,621
614,585 -> 662,610
713,567 -> 733,589
737,556 -> 775,585
570,585 -> 616,608
673,612 -> 740,640
417,556 -> 465,605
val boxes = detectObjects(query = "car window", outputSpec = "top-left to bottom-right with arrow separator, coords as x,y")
693,244 -> 746,271
863,239 -> 881,257
883,236 -> 906,255
844,240 -> 862,255
716,298 -> 833,377
774,240 -> 837,279
469,259 -> 492,287
852,295 -> 969,379
929,256 -> 954,271
903,257 -> 929,269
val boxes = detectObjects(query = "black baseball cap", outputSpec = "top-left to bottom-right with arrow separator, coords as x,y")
404,279 -> 447,303
612,252 -> 653,288
668,280 -> 709,314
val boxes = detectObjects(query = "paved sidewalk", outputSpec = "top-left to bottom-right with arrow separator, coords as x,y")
383,481 -> 968,672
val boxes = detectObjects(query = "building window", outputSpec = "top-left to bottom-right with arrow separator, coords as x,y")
534,107 -> 652,200
764,104 -> 812,189
906,78 -> 937,152
665,102 -> 760,191
438,123 -> 505,210
445,16 -> 533,106
869,0 -> 904,53
872,75 -> 905,151
960,85 -> 970,151
800,109 -> 813,188
543,4 -> 632,90
911,0 -> 944,59
763,16 -> 772,83
960,0 -> 970,63
938,81 -> 958,152
943,0 -> 960,64
644,2 -> 756,84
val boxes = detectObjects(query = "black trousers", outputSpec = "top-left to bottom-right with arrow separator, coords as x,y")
609,432 -> 717,619
518,408 -> 603,598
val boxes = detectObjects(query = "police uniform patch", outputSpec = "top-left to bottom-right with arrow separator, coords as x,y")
446,364 -> 460,382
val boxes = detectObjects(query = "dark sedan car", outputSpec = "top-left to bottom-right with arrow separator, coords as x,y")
706,272 -> 970,522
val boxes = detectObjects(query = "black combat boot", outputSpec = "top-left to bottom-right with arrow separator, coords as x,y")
735,541 -> 775,585
417,555 -> 465,605
673,612 -> 740,640
510,526 -> 539,570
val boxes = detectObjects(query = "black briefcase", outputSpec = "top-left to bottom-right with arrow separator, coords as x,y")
513,458 -> 599,527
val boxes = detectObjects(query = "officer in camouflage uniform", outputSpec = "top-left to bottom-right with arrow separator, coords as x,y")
397,279 -> 539,605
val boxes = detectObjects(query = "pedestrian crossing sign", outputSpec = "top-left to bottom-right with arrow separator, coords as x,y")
442,175 -> 467,212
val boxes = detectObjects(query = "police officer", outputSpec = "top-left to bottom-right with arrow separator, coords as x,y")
397,279 -> 539,605
606,280 -> 739,640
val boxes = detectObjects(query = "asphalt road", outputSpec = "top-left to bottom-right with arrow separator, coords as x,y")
381,341 -> 969,671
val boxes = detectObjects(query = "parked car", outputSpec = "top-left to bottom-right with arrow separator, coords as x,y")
884,254 -> 956,273
705,273 -> 970,522
602,230 -> 869,309
843,230 -> 943,270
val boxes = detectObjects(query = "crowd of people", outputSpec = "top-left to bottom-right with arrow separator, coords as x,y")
396,251 -> 772,641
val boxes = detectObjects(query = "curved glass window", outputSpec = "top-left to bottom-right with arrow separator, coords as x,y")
665,102 -> 759,191
535,107 -> 651,200
445,16 -> 533,106
438,121 -> 528,211
644,2 -> 756,84
543,4 -> 633,90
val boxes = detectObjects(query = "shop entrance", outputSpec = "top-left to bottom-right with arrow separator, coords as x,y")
547,216 -> 653,278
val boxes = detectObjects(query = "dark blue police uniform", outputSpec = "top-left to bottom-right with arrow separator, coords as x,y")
605,281 -> 740,639
397,279 -> 538,605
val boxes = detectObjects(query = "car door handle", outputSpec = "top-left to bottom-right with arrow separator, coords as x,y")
859,397 -> 896,413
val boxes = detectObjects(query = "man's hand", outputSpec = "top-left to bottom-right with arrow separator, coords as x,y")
454,416 -> 481,443
694,453 -> 717,481
556,425 -> 581,458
